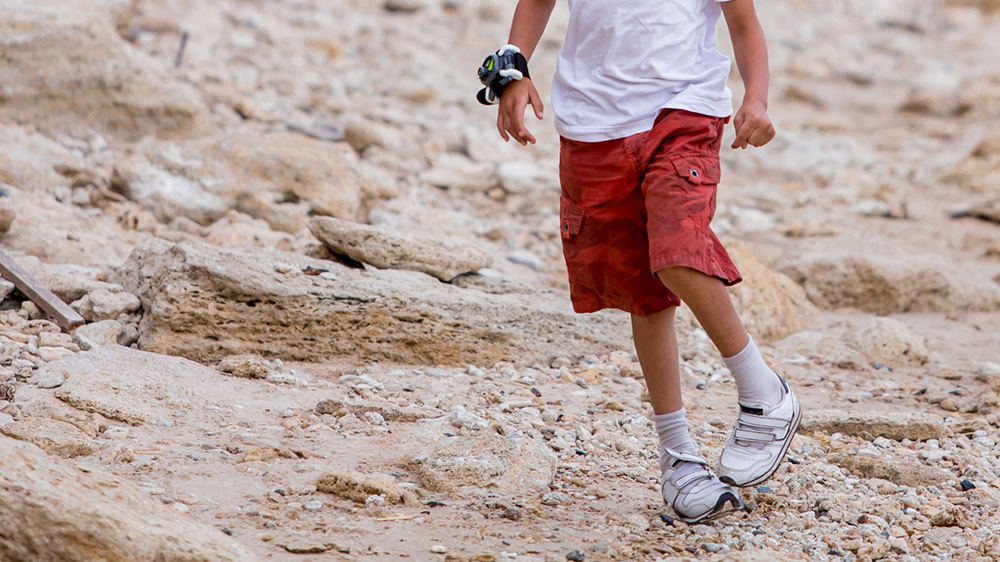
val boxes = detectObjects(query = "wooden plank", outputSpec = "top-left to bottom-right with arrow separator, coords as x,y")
0,249 -> 85,331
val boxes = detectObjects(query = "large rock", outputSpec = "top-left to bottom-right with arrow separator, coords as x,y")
0,1 -> 211,140
842,317 -> 929,367
221,132 -> 371,221
778,235 -> 1000,314
801,410 -> 944,441
727,245 -> 821,342
113,239 -> 632,365
405,432 -> 557,496
42,345 -> 245,425
309,216 -> 492,282
0,436 -> 256,561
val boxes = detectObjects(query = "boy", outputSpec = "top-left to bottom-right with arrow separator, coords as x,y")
482,0 -> 801,523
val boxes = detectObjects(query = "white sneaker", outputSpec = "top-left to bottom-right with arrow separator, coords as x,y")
718,375 -> 802,487
661,447 -> 744,524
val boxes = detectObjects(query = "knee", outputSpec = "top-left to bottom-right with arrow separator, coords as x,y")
630,307 -> 675,326
655,266 -> 690,290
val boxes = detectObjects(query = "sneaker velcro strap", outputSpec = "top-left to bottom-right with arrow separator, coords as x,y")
734,428 -> 777,442
738,413 -> 790,429
662,446 -> 709,466
673,468 -> 713,490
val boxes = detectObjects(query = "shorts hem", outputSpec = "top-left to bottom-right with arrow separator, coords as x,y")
571,296 -> 678,316
650,249 -> 742,287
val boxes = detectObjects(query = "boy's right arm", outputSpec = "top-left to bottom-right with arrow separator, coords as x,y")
496,0 -> 557,146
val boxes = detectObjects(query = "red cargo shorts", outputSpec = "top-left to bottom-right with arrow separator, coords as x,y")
558,108 -> 742,316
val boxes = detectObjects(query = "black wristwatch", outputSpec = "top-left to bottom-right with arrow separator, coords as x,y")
476,45 -> 531,106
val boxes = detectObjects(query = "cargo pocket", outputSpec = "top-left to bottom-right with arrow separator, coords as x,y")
669,153 -> 722,186
560,197 -> 585,239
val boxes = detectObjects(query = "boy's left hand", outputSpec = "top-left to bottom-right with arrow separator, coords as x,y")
731,100 -> 775,149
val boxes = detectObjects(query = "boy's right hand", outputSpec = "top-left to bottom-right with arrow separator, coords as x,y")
497,78 -> 544,146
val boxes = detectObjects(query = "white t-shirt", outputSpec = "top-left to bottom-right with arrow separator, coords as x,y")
552,0 -> 734,142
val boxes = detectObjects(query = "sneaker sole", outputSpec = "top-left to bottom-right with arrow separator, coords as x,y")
674,491 -> 745,525
719,396 -> 803,488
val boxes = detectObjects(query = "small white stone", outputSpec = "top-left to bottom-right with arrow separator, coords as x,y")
430,545 -> 447,554
103,427 -> 129,439
365,495 -> 386,507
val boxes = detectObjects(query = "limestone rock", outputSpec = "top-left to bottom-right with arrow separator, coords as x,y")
774,331 -> 869,371
0,1 -> 211,140
0,435 -> 255,561
111,156 -> 227,226
843,317 -> 929,367
727,245 -> 821,342
39,273 -> 123,305
316,471 -> 418,506
73,320 -> 123,349
406,433 -> 557,496
221,132 -> 370,221
0,417 -> 96,458
112,240 -> 631,365
217,354 -> 274,379
344,119 -> 401,153
801,410 -> 944,441
778,235 -> 1000,314
309,216 -> 492,282
831,455 -> 953,487
46,345 -> 244,425
70,289 -> 141,322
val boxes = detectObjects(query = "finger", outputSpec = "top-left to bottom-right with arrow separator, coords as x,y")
730,113 -> 748,149
497,112 -> 510,142
511,107 -> 535,145
747,122 -> 775,147
529,88 -> 544,120
505,119 -> 527,146
732,126 -> 750,150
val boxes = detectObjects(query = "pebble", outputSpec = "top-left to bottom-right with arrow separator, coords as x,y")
541,492 -> 569,506
566,551 -> 585,562
430,545 -> 448,554
302,500 -> 323,511
103,427 -> 129,439
30,370 -> 65,389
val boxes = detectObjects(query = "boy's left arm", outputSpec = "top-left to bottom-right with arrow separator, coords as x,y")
721,0 -> 775,149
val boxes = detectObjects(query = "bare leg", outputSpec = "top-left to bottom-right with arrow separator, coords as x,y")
631,307 -> 683,415
656,267 -> 749,357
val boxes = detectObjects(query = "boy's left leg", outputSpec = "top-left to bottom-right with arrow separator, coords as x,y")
631,309 -> 744,523
656,266 -> 802,487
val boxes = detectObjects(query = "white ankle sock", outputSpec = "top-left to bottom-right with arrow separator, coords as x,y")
654,408 -> 698,473
723,336 -> 784,409
654,408 -> 697,454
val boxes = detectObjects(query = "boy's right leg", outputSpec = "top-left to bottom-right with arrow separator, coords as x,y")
632,309 -> 744,523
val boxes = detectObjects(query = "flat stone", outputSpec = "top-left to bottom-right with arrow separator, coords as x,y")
309,216 -> 491,282
0,417 -> 96,458
29,369 -> 66,388
831,454 -> 953,487
47,346 -> 244,425
801,410 -> 943,441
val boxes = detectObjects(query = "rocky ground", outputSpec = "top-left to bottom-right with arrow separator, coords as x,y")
1,0 -> 1000,561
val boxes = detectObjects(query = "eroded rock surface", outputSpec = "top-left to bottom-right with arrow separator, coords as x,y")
114,239 -> 631,365
0,436 -> 256,562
